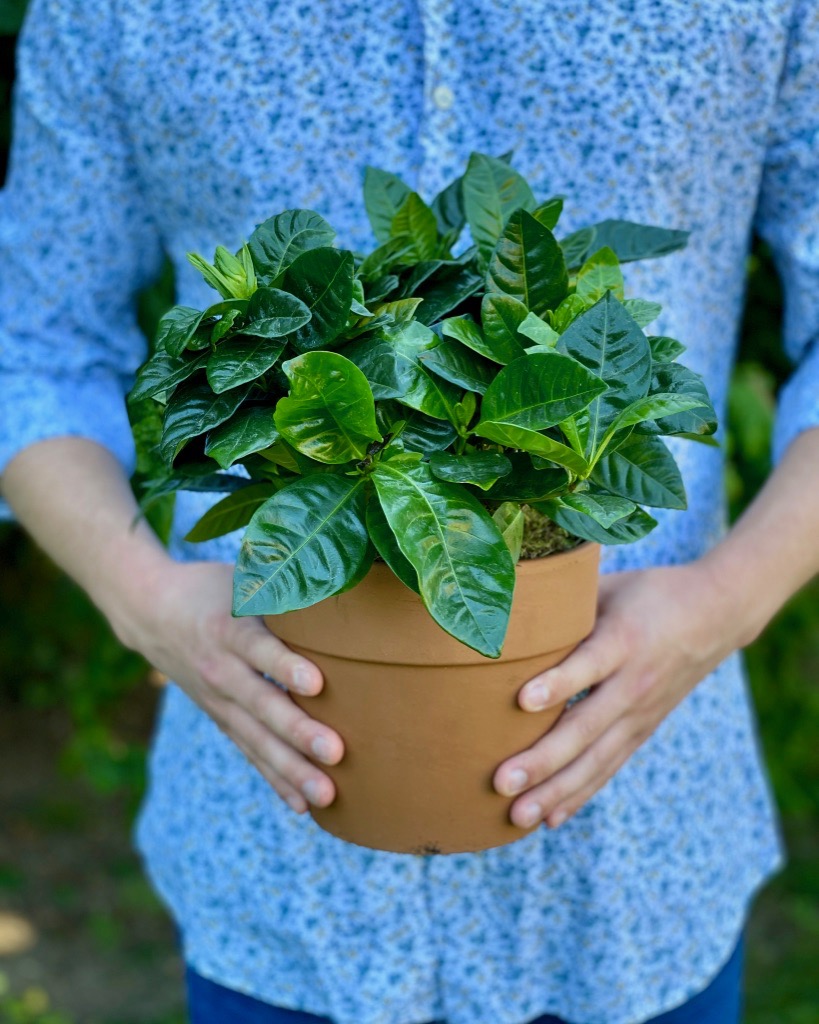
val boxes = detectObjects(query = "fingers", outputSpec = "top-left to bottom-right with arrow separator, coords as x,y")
494,673 -> 631,797
507,718 -> 638,829
229,616 -> 323,696
518,614 -> 632,712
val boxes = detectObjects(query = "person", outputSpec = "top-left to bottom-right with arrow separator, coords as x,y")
1,1 -> 818,1022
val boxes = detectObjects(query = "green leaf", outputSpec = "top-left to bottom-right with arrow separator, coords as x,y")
365,495 -> 420,593
419,337 -> 496,394
412,260 -> 485,325
282,248 -> 355,352
429,450 -> 512,490
431,175 -> 466,247
248,209 -> 336,284
648,335 -> 687,363
559,491 -> 636,528
532,196 -> 564,231
462,152 -> 536,264
486,209 -> 569,316
558,292 -> 652,457
184,482 -> 277,542
442,315 -> 507,365
648,363 -> 718,436
375,401 -> 458,453
204,406 -> 280,469
255,439 -> 301,473
559,226 -> 597,271
363,167 -> 413,243
233,475 -> 370,615
583,219 -> 690,263
358,235 -> 417,281
373,456 -> 515,657
242,288 -> 312,338
365,273 -> 400,304
130,350 -> 208,403
138,468 -> 250,509
478,294 -> 529,363
482,453 -> 567,502
473,420 -> 589,476
623,298 -> 662,328
391,192 -> 439,261
591,435 -> 687,510
575,246 -> 624,304
156,306 -> 206,357
372,297 -> 424,325
549,294 -> 587,333
212,308 -> 243,343
517,312 -> 559,348
492,502 -> 525,562
609,392 -> 710,434
274,351 -> 382,464
538,500 -> 658,545
479,352 -> 607,431
206,336 -> 288,393
160,382 -> 251,465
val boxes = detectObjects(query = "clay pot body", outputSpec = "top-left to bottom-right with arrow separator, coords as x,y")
265,541 -> 600,854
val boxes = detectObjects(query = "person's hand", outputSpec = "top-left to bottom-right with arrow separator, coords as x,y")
493,561 -> 755,830
114,559 -> 343,815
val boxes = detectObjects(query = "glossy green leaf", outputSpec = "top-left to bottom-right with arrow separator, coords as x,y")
584,219 -> 690,263
184,482 -> 277,542
282,247 -> 355,351
492,502 -> 525,562
549,294 -> 587,333
391,192 -> 439,261
365,273 -> 401,304
649,363 -> 718,436
274,351 -> 382,464
130,350 -> 208,403
233,475 -> 370,615
648,335 -> 687,362
358,235 -> 417,281
591,435 -> 687,510
206,336 -> 287,393
242,288 -> 312,338
412,260 -> 485,325
204,406 -> 280,469
429,450 -> 512,490
538,500 -> 658,545
479,352 -> 607,431
462,152 -> 537,264
559,491 -> 636,528
517,312 -> 559,348
482,453 -> 567,501
532,196 -> 564,231
372,297 -> 424,324
430,174 -> 466,247
212,307 -> 243,343
247,209 -> 336,284
255,439 -> 301,473
478,294 -> 529,363
375,402 -> 458,453
608,392 -> 710,434
576,246 -> 624,304
558,292 -> 652,456
486,209 -> 569,317
473,420 -> 589,476
365,496 -> 420,593
419,337 -> 496,394
160,382 -> 251,465
624,298 -> 662,328
559,226 -> 597,271
363,167 -> 413,243
373,455 -> 515,657
156,306 -> 206,357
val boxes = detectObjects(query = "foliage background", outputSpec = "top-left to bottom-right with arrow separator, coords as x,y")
0,3 -> 817,1021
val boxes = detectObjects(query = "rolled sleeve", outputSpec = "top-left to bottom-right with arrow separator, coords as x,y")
752,0 -> 819,464
0,0 -> 164,486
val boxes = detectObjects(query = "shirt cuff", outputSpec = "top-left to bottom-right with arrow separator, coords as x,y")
772,339 -> 819,465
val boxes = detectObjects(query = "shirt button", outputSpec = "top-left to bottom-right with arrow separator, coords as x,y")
432,84 -> 455,111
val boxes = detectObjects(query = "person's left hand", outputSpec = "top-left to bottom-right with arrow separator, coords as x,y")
493,561 -> 756,830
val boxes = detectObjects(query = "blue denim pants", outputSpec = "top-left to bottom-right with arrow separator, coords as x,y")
185,932 -> 744,1024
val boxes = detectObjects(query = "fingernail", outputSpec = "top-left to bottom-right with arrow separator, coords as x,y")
550,810 -> 568,828
523,682 -> 549,711
292,665 -> 313,694
311,735 -> 334,764
302,779 -> 325,806
504,768 -> 529,796
517,803 -> 541,828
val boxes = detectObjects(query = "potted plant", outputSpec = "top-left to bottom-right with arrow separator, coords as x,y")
131,152 -> 716,854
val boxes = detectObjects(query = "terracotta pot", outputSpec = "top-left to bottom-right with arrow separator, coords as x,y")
265,541 -> 600,854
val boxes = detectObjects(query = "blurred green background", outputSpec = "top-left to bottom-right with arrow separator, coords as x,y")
0,4 -> 817,1022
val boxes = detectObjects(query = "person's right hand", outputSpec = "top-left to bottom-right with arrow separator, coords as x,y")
113,558 -> 344,815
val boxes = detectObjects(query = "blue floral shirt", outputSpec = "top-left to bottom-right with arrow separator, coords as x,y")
2,1 -> 818,1022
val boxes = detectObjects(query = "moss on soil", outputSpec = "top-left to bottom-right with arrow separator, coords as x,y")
519,505 -> 580,559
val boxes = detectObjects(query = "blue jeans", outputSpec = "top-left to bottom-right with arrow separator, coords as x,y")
185,933 -> 744,1024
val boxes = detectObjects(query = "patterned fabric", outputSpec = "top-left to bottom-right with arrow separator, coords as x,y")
2,1 -> 818,1022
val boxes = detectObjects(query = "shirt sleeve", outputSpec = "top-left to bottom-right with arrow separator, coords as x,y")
0,0 -> 164,489
752,0 -> 819,465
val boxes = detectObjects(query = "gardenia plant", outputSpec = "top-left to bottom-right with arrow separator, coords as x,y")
130,152 -> 717,658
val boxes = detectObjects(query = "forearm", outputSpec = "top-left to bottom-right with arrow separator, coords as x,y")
700,427 -> 819,646
0,437 -> 174,645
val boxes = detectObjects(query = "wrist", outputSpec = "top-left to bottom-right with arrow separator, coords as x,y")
695,544 -> 774,650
